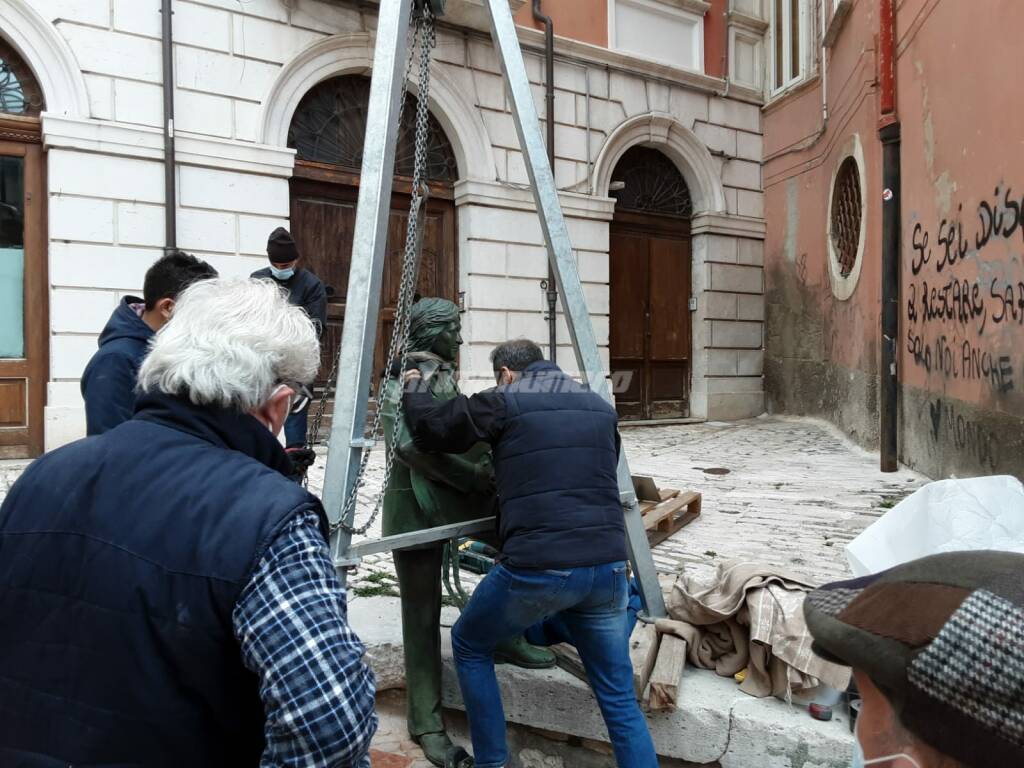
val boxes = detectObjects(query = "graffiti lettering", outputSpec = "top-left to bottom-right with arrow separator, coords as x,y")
976,186 -> 1024,249
927,399 -> 1001,471
906,332 -> 1015,393
910,222 -> 931,276
990,278 -> 1024,325
935,207 -> 970,273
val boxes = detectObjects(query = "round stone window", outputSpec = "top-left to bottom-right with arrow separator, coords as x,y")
826,136 -> 867,300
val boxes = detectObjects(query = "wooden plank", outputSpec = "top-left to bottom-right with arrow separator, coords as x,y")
628,622 -> 660,699
659,488 -> 680,501
647,509 -> 701,549
646,634 -> 687,712
642,495 -> 692,531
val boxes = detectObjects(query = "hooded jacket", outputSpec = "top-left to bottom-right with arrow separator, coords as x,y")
251,266 -> 328,337
80,297 -> 154,435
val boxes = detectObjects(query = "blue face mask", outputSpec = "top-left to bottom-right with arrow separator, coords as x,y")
270,265 -> 295,281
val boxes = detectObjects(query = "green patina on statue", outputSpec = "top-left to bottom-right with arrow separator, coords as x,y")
380,297 -> 553,765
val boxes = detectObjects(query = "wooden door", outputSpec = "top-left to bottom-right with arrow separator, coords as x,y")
610,211 -> 691,420
289,169 -> 457,392
0,125 -> 47,458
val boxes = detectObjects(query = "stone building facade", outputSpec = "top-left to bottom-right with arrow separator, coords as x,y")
0,0 -> 768,456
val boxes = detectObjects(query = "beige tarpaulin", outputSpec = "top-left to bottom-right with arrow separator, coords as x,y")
657,559 -> 851,698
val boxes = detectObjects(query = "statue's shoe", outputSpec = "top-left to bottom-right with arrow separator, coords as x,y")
414,731 -> 454,767
494,634 -> 556,669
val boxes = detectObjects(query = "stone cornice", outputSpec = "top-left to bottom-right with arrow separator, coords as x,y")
41,116 -> 296,177
691,212 -> 766,239
728,10 -> 770,34
454,178 -> 617,220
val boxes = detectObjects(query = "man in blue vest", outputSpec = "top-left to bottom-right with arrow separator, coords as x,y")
0,278 -> 377,767
402,339 -> 657,768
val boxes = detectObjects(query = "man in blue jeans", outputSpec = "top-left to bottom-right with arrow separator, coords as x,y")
402,339 -> 657,768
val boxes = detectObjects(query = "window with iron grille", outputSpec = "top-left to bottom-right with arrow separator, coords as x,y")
0,38 -> 44,117
830,156 -> 862,278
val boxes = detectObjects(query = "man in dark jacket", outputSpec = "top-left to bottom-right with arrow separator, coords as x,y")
0,278 -> 376,767
80,250 -> 217,435
402,339 -> 657,768
252,227 -> 327,448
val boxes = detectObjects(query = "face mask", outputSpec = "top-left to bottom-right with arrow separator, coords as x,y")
270,265 -> 295,280
852,721 -> 922,768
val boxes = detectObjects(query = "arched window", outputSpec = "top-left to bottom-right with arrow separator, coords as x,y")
0,38 -> 43,117
288,75 -> 458,183
610,146 -> 692,217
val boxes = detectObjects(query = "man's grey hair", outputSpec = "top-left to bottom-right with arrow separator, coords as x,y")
490,338 -> 544,373
137,278 -> 320,411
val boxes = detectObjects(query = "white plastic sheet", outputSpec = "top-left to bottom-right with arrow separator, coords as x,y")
846,475 -> 1024,576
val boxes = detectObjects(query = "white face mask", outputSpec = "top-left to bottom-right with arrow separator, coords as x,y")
852,719 -> 922,768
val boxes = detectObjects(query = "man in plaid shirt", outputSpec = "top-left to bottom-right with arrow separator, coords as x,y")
0,279 -> 376,767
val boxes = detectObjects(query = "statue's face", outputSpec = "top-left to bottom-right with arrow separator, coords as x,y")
430,319 -> 462,362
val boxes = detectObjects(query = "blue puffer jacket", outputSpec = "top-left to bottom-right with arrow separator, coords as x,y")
80,297 -> 154,435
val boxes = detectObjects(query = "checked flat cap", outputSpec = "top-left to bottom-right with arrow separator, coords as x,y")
804,550 -> 1024,768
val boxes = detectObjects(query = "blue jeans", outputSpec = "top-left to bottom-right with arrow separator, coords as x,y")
451,562 -> 658,768
284,406 -> 309,448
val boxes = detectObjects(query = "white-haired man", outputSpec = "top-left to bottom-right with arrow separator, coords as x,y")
0,279 -> 377,767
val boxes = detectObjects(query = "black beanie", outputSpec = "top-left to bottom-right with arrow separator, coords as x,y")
267,227 -> 300,264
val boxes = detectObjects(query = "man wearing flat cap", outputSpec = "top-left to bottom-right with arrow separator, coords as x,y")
253,227 -> 327,449
804,550 -> 1024,768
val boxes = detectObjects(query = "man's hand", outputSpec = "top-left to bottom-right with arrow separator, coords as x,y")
285,447 -> 316,481
403,368 -> 422,384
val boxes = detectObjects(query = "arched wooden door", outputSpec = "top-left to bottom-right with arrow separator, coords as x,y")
287,75 -> 459,393
609,147 -> 693,421
0,40 -> 47,458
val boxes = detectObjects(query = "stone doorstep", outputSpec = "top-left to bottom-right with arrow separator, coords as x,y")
350,597 -> 854,768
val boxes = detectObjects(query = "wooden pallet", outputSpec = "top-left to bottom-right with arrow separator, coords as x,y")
637,486 -> 702,547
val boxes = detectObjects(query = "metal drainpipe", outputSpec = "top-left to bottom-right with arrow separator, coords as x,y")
161,0 -> 177,251
879,0 -> 900,471
532,0 -> 557,363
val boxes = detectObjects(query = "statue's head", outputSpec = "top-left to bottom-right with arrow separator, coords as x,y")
407,297 -> 461,362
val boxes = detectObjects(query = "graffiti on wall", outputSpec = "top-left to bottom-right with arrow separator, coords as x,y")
906,185 -> 1024,396
928,398 -> 1001,471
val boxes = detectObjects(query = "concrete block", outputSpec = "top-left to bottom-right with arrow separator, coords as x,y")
724,187 -> 739,215
481,109 -> 519,149
708,375 -> 764,394
737,294 -> 765,321
51,333 -> 100,380
647,81 -> 670,113
554,159 -> 581,190
196,252 -> 266,280
705,291 -> 738,320
566,216 -> 609,252
505,150 -> 530,185
577,249 -> 609,284
737,238 -> 764,266
47,380 -> 85,408
45,405 -> 86,451
233,100 -> 261,142
737,131 -> 764,161
464,240 -> 507,276
711,263 -> 763,294
722,696 -> 852,768
553,89 -> 576,125
50,288 -> 121,335
695,122 -> 738,157
608,71 -> 648,118
175,45 -> 279,101
290,0 -> 364,34
582,283 -> 610,315
50,242 -> 161,291
669,87 -> 710,128
470,71 -> 507,111
587,98 -> 625,136
174,89 -> 234,138
188,0 -> 289,23
554,124 -> 589,162
464,310 -> 508,343
178,166 -> 288,216
704,234 -> 739,264
118,202 -> 165,248
60,26 -> 163,83
33,0 -> 108,26
238,214 -> 289,256
737,349 -> 764,376
345,596 -> 406,692
738,189 -> 765,219
112,0 -> 161,38
711,320 -> 763,348
506,311 -> 548,344
177,2 -> 234,51
177,208 -> 237,254
232,14 -> 324,63
49,196 -> 115,243
433,30 -> 468,67
49,150 -> 164,204
468,38 -> 501,74
463,206 -> 543,246
708,348 -> 739,376
113,79 -> 163,128
723,160 -> 762,191
709,97 -> 761,132
463,343 -> 500,380
83,74 -> 114,121
553,60 -> 587,93
707,391 -> 766,420
469,275 -> 542,312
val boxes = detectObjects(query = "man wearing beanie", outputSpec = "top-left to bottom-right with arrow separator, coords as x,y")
804,550 -> 1024,768
252,227 -> 327,449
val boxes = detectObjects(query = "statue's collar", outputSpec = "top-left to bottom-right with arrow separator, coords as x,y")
408,350 -> 452,367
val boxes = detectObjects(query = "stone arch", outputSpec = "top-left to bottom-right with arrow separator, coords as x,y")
0,0 -> 89,118
593,112 -> 726,214
260,33 -> 495,182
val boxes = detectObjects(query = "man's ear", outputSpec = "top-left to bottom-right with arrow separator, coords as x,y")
156,297 -> 175,323
250,386 -> 292,436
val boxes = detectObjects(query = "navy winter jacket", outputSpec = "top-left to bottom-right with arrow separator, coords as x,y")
403,361 -> 628,570
0,391 -> 328,767
251,266 -> 328,337
80,296 -> 154,435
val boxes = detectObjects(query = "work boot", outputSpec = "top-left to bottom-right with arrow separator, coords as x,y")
415,731 -> 454,767
444,746 -> 475,768
494,634 -> 556,669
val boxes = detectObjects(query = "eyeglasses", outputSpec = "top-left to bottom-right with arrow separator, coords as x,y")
275,381 -> 313,414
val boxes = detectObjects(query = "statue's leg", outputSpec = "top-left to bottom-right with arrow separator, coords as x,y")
393,544 -> 445,738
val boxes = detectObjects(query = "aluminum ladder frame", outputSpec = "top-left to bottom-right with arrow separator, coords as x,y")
322,0 -> 667,619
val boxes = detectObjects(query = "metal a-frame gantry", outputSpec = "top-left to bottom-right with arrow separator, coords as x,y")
321,0 -> 667,619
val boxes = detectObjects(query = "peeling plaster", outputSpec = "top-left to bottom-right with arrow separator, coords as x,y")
916,63 -> 958,216
784,177 -> 799,264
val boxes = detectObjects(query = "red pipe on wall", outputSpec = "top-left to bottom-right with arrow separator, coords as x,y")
878,0 -> 897,122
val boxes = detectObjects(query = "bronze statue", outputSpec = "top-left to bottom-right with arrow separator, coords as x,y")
380,297 -> 554,765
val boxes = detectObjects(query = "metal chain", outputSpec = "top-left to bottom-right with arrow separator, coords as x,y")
332,6 -> 436,535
